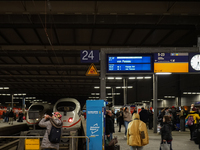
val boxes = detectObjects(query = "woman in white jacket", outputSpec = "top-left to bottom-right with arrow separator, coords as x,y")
39,112 -> 63,150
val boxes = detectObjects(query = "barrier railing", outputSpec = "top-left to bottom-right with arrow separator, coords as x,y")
0,135 -> 89,150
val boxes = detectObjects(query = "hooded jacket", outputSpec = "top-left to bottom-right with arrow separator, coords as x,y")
39,118 -> 63,150
160,122 -> 173,141
127,113 -> 149,147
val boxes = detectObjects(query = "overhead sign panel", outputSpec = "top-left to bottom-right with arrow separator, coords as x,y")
107,54 -> 153,73
80,50 -> 99,63
154,53 -> 188,73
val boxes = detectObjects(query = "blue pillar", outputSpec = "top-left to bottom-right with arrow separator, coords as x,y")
86,100 -> 106,150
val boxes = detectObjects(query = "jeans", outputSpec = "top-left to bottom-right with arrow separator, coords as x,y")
130,146 -> 143,150
160,141 -> 172,150
124,121 -> 130,136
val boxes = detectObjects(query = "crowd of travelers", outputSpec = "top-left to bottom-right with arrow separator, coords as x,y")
105,104 -> 200,150
1,109 -> 24,124
106,106 -> 154,150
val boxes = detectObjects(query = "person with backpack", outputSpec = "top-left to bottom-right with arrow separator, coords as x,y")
39,112 -> 63,150
185,108 -> 200,141
159,115 -> 173,150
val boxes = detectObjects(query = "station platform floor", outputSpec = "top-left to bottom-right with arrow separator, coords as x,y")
0,120 -> 26,128
0,120 -> 28,136
113,124 -> 199,150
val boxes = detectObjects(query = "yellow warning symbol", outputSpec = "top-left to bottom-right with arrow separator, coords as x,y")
86,63 -> 99,76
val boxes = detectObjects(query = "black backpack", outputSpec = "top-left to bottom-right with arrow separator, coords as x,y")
48,125 -> 62,143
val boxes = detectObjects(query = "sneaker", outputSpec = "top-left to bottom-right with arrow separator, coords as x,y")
124,135 -> 126,138
118,131 -> 121,132
179,130 -> 181,132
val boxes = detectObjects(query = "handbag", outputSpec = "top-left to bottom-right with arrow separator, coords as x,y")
108,136 -> 118,146
160,142 -> 170,150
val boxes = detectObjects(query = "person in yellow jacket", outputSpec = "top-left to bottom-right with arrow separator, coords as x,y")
127,113 -> 149,150
185,109 -> 200,141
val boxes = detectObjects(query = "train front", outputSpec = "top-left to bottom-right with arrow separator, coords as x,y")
54,98 -> 81,135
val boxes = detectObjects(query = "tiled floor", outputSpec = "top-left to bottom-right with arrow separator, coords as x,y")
113,124 -> 199,150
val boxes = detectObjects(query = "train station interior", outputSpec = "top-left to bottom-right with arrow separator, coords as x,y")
0,0 -> 200,150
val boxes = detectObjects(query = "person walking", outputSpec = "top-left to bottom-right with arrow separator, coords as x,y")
132,107 -> 137,115
159,115 -> 173,150
118,108 -> 124,132
185,108 -> 200,141
127,113 -> 149,150
148,108 -> 153,130
123,107 -> 132,138
39,112 -> 63,150
139,107 -> 149,124
116,110 -> 120,126
8,110 -> 14,125
179,107 -> 185,132
106,110 -> 114,140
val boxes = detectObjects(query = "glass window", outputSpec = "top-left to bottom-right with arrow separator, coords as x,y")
29,105 -> 44,112
56,102 -> 76,112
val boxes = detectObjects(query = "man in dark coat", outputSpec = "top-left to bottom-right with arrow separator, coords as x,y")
106,110 -> 114,140
139,107 -> 149,124
118,108 -> 124,132
148,108 -> 153,129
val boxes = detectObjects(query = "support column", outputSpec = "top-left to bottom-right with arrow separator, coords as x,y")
22,96 -> 25,114
11,94 -> 13,108
153,74 -> 158,133
198,36 -> 200,48
112,87 -> 115,106
100,50 -> 106,100
123,78 -> 127,105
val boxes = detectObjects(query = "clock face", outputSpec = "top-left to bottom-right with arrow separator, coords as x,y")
191,54 -> 200,71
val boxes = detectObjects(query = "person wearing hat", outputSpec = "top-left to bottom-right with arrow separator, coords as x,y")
39,112 -> 63,150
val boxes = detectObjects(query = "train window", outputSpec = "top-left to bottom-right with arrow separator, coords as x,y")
29,105 -> 44,112
56,102 -> 76,112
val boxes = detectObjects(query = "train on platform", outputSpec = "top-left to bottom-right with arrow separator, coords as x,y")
26,98 -> 82,133
26,102 -> 53,125
53,98 -> 81,135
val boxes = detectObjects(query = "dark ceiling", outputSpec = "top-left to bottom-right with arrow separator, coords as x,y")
0,1 -> 200,107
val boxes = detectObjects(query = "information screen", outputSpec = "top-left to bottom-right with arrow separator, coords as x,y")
107,54 -> 153,73
154,53 -> 188,73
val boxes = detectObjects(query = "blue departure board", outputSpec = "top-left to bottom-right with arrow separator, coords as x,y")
107,54 -> 153,73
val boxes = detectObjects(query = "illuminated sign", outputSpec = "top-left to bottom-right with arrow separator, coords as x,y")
107,54 -> 153,73
154,53 -> 188,73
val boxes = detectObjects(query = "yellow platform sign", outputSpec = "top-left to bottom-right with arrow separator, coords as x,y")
25,139 -> 40,150
154,63 -> 188,73
86,63 -> 99,76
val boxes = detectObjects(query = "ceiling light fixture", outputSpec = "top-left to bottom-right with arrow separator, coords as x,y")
137,77 -> 143,79
156,72 -> 172,75
144,76 -> 151,79
115,77 -> 122,80
107,77 -> 114,79
129,77 -> 135,79
116,87 -> 121,89
106,87 -> 111,89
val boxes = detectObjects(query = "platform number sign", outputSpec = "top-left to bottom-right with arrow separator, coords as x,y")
80,50 -> 99,63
